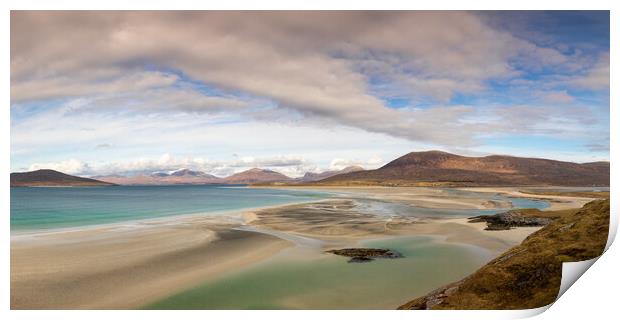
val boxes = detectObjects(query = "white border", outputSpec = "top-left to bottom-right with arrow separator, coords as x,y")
3,1 -> 617,320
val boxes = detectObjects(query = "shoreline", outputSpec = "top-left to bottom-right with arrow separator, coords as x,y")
13,184 -> 590,238
11,217 -> 292,309
457,187 -> 597,210
253,185 -> 517,210
10,196 -> 335,239
11,186 -> 595,309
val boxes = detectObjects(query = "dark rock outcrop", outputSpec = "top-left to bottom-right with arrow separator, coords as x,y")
469,211 -> 551,230
326,248 -> 403,263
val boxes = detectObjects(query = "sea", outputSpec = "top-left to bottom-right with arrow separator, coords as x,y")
10,185 -> 327,231
10,185 -> 555,232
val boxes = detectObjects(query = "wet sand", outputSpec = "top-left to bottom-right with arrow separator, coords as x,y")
458,187 -> 595,210
11,186 -> 589,309
246,199 -> 535,254
11,217 -> 291,309
264,186 -> 514,210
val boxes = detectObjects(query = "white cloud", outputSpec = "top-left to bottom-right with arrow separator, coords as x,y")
11,11 -> 598,146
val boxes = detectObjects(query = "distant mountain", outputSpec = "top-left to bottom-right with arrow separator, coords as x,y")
97,168 -> 293,185
97,167 -> 369,185
11,169 -> 116,187
168,169 -> 206,177
299,166 -> 365,182
223,168 -> 293,184
95,168 -> 223,185
317,150 -> 609,187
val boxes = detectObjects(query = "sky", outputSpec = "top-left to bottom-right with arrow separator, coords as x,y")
10,11 -> 610,177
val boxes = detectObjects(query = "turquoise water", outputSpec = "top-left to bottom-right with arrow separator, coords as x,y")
346,190 -> 549,219
146,236 -> 490,309
10,186 -> 551,231
10,185 -> 327,231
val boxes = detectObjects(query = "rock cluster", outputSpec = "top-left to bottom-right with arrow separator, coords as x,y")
469,211 -> 550,230
326,248 -> 403,263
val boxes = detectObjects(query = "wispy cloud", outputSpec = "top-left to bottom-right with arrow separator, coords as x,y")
10,11 -> 609,171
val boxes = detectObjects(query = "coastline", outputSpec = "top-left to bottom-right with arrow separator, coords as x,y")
11,186 -> 596,309
457,187 -> 595,210
252,185 -> 517,210
10,195 -> 334,238
11,194 -> 338,309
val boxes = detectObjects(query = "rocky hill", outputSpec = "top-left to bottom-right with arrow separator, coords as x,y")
223,168 -> 293,184
11,169 -> 116,187
318,151 -> 609,187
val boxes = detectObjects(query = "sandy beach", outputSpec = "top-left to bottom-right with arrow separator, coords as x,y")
263,186 -> 515,210
11,216 -> 291,309
245,198 -> 537,254
11,186 -> 594,309
458,187 -> 595,210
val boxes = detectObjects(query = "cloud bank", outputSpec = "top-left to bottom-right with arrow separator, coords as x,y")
11,11 -> 610,174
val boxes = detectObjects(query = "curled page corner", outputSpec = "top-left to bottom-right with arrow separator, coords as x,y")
525,201 -> 614,314
554,206 -> 614,303
557,257 -> 599,299
550,197 -> 616,307
506,258 -> 601,319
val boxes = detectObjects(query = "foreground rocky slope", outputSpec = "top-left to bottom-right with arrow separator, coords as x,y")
398,198 -> 609,310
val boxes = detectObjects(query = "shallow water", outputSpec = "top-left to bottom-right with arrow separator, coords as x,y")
344,190 -> 549,219
11,185 -> 551,231
146,235 -> 491,310
10,185 -> 328,231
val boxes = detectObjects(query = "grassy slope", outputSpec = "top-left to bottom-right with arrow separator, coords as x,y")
399,198 -> 610,310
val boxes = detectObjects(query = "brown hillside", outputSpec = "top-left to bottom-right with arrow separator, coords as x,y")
319,151 -> 609,186
10,169 -> 116,187
224,168 -> 292,184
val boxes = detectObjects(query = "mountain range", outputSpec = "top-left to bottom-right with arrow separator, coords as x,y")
93,168 -> 223,185
91,166 -> 365,186
11,151 -> 609,187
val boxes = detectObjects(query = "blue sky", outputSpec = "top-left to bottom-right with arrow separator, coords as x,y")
10,11 -> 609,177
